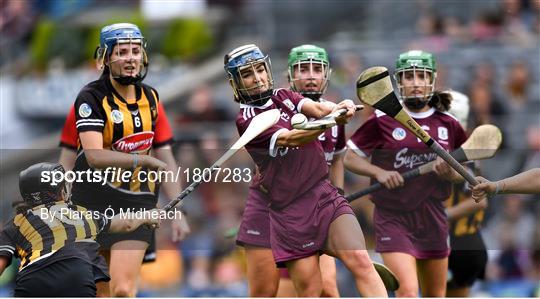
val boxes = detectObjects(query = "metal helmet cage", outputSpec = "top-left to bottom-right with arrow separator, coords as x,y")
224,44 -> 274,105
287,45 -> 331,100
96,23 -> 148,85
393,50 -> 437,102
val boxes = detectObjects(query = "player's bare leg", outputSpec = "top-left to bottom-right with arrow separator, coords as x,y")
381,252 -> 419,297
276,274 -> 297,297
446,286 -> 471,297
319,254 -> 339,297
417,257 -> 448,297
108,240 -> 147,297
286,255 -> 323,297
245,246 -> 280,297
277,254 -> 338,297
325,214 -> 387,297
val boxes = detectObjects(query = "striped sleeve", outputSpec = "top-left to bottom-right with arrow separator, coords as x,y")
0,221 -> 16,261
74,90 -> 105,132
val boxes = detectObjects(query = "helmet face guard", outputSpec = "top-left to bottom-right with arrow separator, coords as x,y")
96,23 -> 148,85
19,162 -> 67,208
288,45 -> 331,101
224,44 -> 274,106
394,50 -> 437,105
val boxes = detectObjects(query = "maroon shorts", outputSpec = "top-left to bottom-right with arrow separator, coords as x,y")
374,198 -> 450,259
269,179 -> 354,267
236,185 -> 271,248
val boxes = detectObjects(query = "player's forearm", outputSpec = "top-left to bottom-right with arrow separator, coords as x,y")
446,197 -> 487,222
499,168 -> 540,194
84,149 -> 146,170
108,212 -> 155,233
329,155 -> 345,189
276,129 -> 325,147
343,150 -> 382,178
301,100 -> 334,119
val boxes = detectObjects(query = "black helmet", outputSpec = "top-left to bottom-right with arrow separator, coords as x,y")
19,162 -> 65,207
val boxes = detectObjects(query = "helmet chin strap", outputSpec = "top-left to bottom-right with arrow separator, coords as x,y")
403,96 -> 429,110
112,64 -> 148,85
300,92 -> 321,101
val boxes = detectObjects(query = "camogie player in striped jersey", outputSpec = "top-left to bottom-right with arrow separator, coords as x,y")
70,23 -> 188,296
0,163 -> 159,297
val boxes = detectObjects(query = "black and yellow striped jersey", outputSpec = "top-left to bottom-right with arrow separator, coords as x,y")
73,78 -> 160,195
0,202 -> 109,272
448,164 -> 485,237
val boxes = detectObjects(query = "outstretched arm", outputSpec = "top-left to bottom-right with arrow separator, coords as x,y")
471,168 -> 540,201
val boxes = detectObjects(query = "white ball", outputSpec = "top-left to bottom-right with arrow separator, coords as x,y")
291,113 -> 308,128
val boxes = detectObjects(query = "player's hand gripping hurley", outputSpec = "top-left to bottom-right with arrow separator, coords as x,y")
164,109 -> 281,211
356,67 -> 479,186
291,104 -> 363,130
347,124 -> 502,202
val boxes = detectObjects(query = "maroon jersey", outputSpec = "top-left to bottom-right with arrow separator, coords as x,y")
348,108 -> 467,211
313,98 -> 346,165
236,88 -> 328,209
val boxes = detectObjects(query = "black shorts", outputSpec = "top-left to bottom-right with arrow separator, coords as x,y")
448,233 -> 487,288
143,231 -> 157,263
14,258 -> 96,297
72,185 -> 156,249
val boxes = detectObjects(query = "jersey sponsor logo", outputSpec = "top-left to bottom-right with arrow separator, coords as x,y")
394,147 -> 438,169
302,241 -> 315,248
78,103 -> 92,118
111,110 -> 124,124
283,99 -> 295,112
438,127 -> 448,140
112,131 -> 154,153
392,128 -> 407,141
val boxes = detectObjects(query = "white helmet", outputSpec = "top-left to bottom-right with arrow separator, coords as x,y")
448,90 -> 470,129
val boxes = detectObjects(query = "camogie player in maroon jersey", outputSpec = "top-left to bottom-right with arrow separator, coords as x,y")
344,50 -> 467,297
235,45 -> 345,297
227,44 -> 387,297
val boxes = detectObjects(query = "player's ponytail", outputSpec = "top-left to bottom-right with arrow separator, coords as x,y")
429,90 -> 452,112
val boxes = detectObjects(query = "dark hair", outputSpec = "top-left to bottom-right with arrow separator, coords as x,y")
429,90 -> 452,112
99,65 -> 111,80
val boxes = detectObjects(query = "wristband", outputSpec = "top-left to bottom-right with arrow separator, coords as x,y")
132,153 -> 138,169
495,181 -> 501,194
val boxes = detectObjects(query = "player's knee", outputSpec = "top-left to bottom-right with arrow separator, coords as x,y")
250,284 -> 278,297
110,281 -> 137,297
321,282 -> 339,297
295,281 -> 322,297
396,283 -> 419,297
346,250 -> 373,271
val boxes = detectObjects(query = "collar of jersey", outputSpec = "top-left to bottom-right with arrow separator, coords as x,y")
406,107 -> 435,119
106,79 -> 142,104
239,99 -> 273,109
